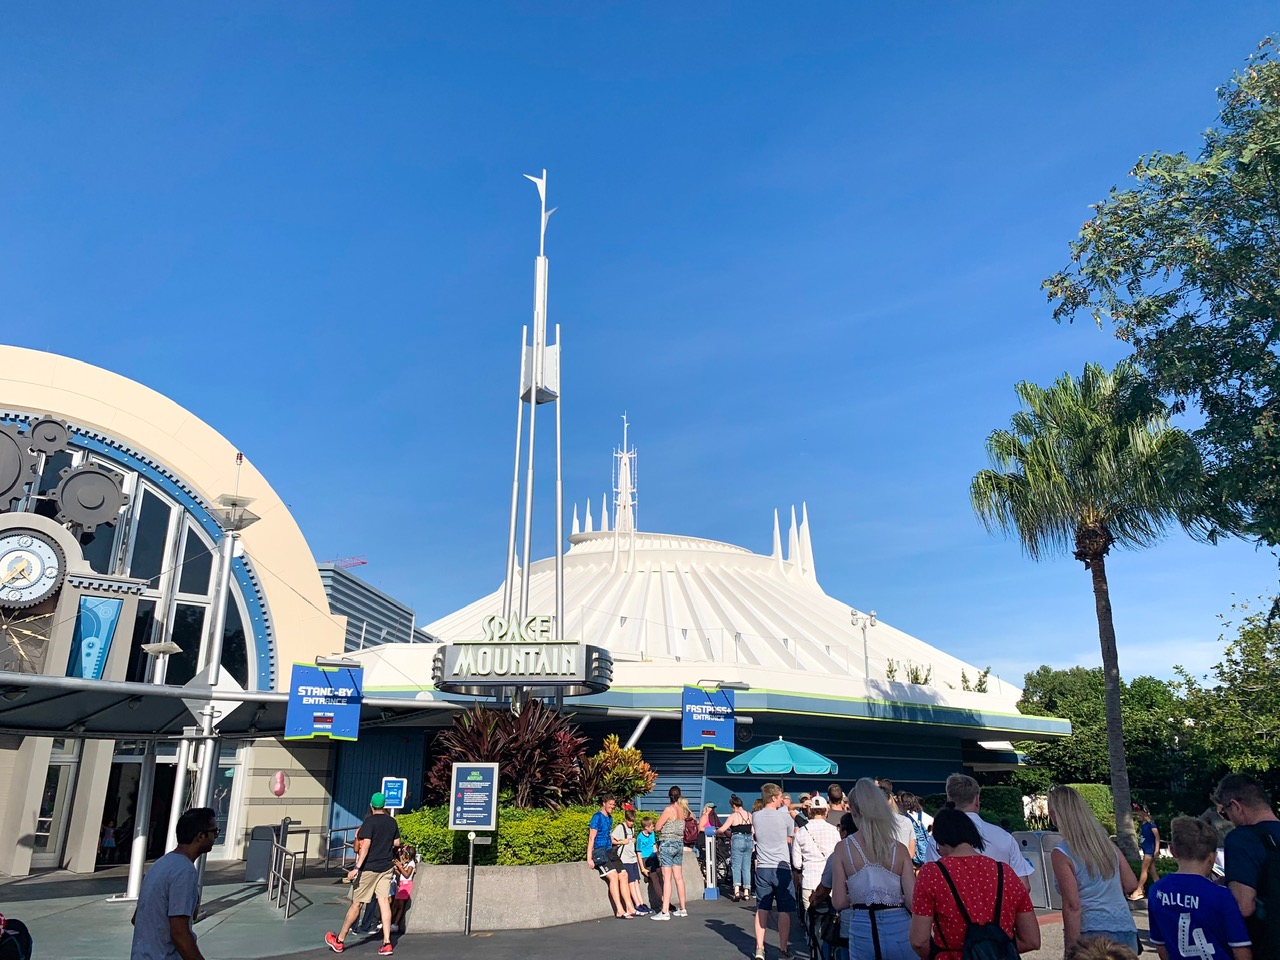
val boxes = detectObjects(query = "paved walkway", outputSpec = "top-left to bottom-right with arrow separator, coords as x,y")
0,863 -> 1149,960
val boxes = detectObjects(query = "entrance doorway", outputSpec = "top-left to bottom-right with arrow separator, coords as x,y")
30,738 -> 80,870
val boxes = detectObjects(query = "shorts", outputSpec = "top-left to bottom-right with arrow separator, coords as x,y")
754,864 -> 796,913
658,839 -> 683,868
593,846 -> 624,876
351,867 -> 395,905
394,880 -> 413,901
643,853 -> 660,875
624,862 -> 641,883
1082,930 -> 1141,954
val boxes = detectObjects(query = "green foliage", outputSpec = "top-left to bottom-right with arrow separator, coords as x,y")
1014,666 -> 1189,792
961,667 -> 992,693
586,734 -> 659,803
922,793 -> 947,816
978,786 -> 1026,832
1176,597 -> 1280,774
397,805 -> 603,866
422,700 -> 590,809
905,662 -> 933,685
1045,36 -> 1280,544
885,660 -> 899,681
1068,784 -> 1116,835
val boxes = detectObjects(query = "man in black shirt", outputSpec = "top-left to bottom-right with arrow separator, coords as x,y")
326,792 -> 401,955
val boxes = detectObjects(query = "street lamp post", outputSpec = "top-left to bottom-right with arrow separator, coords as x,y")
850,610 -> 877,679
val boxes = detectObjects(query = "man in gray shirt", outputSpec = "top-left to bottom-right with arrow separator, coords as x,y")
752,783 -> 796,960
131,806 -> 218,960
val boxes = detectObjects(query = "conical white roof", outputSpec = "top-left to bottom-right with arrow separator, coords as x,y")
421,511 -> 1016,708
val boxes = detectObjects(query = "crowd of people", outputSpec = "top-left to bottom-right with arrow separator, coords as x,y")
588,772 -> 1280,960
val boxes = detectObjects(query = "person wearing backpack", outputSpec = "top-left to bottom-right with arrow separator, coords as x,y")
908,808 -> 1040,960
899,793 -> 933,869
1215,773 -> 1280,960
1048,786 -> 1141,954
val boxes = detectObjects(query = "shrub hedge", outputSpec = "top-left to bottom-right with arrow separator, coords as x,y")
1068,784 -> 1115,835
396,805 -> 604,866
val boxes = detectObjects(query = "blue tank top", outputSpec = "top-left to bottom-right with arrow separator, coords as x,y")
1055,841 -> 1136,935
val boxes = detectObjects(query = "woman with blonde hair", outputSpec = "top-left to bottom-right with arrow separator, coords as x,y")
832,778 -> 916,960
1048,785 -> 1140,954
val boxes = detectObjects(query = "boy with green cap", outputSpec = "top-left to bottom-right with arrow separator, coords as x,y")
326,792 -> 402,955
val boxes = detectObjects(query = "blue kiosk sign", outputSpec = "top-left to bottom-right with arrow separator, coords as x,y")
284,663 -> 363,741
449,762 -> 499,831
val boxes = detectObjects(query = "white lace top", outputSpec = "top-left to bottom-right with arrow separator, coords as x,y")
843,835 -> 905,907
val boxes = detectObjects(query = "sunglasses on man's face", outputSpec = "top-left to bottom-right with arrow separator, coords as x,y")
1216,800 -> 1237,819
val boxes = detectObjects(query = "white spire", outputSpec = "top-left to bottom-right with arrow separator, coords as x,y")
771,509 -> 783,571
788,505 -> 800,572
600,494 -> 609,532
800,501 -> 817,585
571,504 -> 580,536
614,414 -> 636,533
584,498 -> 594,533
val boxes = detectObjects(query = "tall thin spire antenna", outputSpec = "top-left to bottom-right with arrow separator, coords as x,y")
613,413 -> 636,534
501,170 -> 565,654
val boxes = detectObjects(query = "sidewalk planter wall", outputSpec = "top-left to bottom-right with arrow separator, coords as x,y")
404,850 -> 705,932
397,806 -> 599,866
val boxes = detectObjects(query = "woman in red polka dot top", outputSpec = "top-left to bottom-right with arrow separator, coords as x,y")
908,807 -> 1041,960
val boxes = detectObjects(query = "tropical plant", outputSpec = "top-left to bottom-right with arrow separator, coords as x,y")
970,361 -> 1214,858
904,662 -> 933,685
961,667 -> 992,693
585,734 -> 658,803
423,699 -> 590,809
1045,38 -> 1274,544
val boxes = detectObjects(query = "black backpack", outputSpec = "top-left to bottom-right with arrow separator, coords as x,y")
0,915 -> 32,960
934,860 -> 1020,960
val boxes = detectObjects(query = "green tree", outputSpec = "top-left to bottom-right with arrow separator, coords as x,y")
1044,38 -> 1279,544
1014,666 -> 1184,792
971,361 -> 1212,857
1177,597 -> 1280,779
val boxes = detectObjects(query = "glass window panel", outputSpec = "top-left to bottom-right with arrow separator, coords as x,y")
164,603 -> 206,687
220,599 -> 248,688
124,599 -> 157,684
129,490 -> 172,590
178,529 -> 212,595
36,451 -> 73,496
80,526 -> 119,575
212,765 -> 234,846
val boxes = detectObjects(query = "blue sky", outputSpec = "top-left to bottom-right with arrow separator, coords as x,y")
2,3 -> 1276,686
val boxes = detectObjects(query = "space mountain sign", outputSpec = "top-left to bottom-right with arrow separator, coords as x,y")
431,613 -> 613,698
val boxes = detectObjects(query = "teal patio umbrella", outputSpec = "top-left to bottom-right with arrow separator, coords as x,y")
725,737 -> 839,776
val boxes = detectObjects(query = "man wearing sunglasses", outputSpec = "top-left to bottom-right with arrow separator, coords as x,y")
130,806 -> 219,960
1214,774 -> 1280,960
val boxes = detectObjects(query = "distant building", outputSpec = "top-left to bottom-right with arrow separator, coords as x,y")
318,563 -> 419,652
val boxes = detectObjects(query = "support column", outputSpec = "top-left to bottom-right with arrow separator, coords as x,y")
166,734 -> 194,851
114,742 -> 156,902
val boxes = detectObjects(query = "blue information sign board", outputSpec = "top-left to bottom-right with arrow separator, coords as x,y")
681,685 -> 735,751
381,776 -> 407,810
448,762 -> 499,831
284,663 -> 363,741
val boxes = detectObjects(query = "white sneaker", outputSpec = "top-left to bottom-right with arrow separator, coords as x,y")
672,908 -> 688,917
649,912 -> 671,921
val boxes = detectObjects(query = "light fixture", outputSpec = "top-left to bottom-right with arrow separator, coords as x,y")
0,687 -> 26,702
316,655 -> 362,669
695,679 -> 751,692
142,640 -> 182,657
127,696 -> 143,710
70,722 -> 86,734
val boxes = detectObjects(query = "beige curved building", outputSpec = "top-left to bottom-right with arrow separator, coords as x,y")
0,346 -> 345,875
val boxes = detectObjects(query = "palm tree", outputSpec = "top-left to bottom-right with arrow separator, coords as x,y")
971,361 -> 1214,858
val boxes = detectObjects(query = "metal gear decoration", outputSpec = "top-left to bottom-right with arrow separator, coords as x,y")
0,424 -> 38,512
53,463 -> 128,532
27,417 -> 70,455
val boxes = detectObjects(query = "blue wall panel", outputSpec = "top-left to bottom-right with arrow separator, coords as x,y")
330,729 -> 426,831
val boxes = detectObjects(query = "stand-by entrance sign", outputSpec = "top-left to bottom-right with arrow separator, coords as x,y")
380,776 -> 407,810
448,762 -> 499,831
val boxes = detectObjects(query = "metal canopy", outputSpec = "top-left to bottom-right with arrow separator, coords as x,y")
0,670 -> 462,741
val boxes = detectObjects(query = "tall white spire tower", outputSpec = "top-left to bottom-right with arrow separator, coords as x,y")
501,170 -> 565,642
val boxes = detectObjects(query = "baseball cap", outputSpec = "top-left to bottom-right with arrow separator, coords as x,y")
370,792 -> 386,809
809,795 -> 828,810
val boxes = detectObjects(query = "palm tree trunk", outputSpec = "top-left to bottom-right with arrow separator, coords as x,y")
1088,552 -> 1139,860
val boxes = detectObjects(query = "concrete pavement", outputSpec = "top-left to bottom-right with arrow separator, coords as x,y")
0,861 -> 1148,960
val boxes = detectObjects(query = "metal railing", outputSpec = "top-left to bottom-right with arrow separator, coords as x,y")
323,825 -> 359,871
266,840 -> 311,919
